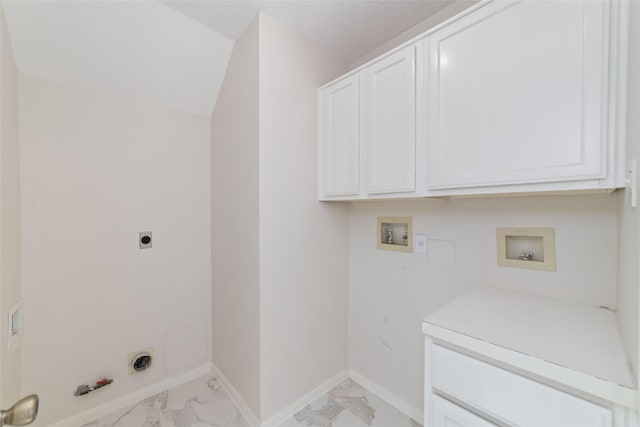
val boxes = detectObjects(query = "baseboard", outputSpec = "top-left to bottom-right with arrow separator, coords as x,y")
211,365 -> 348,427
50,362 -> 212,427
259,370 -> 349,427
50,366 -> 420,427
211,362 -> 260,427
348,369 -> 424,424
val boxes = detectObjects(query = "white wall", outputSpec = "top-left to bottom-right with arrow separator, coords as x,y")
258,13 -> 348,420
18,75 -> 211,426
617,0 -> 640,382
0,3 -> 21,408
349,195 -> 618,415
211,18 -> 261,420
211,12 -> 349,422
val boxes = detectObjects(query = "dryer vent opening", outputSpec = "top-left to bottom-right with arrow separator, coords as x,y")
128,348 -> 154,375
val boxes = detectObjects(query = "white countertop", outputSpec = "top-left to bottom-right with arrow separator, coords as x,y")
422,286 -> 637,408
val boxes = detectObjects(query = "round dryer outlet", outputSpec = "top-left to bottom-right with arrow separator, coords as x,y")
128,347 -> 154,375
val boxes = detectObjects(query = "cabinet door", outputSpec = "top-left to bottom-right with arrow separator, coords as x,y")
426,1 -> 609,189
431,395 -> 497,427
362,46 -> 416,194
319,74 -> 360,197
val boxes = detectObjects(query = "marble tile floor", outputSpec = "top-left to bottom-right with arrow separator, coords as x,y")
83,375 -> 422,427
278,378 -> 422,427
81,375 -> 249,427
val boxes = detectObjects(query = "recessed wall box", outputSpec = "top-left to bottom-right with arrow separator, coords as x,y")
497,228 -> 556,271
377,217 -> 413,253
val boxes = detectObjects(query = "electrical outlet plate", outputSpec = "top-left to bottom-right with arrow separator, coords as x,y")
415,234 -> 427,254
139,231 -> 152,249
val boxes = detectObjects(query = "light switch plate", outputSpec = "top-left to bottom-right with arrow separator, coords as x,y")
627,158 -> 637,208
415,234 -> 427,254
8,301 -> 22,348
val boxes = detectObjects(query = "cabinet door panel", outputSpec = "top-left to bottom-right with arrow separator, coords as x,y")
363,46 -> 416,194
320,75 -> 360,196
431,395 -> 497,427
427,1 -> 608,189
432,345 -> 613,427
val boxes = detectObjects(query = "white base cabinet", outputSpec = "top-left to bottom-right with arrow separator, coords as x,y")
422,287 -> 637,427
425,342 -> 614,427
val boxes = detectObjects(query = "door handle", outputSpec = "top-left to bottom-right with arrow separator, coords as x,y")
0,395 -> 38,426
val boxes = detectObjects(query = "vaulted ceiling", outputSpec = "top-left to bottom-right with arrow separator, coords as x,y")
2,0 -> 455,117
162,1 -> 454,65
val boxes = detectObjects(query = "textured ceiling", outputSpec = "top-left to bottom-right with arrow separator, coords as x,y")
2,0 -> 455,117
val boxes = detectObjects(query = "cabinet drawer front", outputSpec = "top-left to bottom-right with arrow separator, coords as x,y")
426,0 -> 609,189
432,394 -> 497,427
431,345 -> 612,427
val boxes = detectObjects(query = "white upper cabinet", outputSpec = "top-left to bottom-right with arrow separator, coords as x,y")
318,46 -> 418,200
362,46 -> 416,194
319,74 -> 360,197
318,0 -> 627,200
425,0 -> 615,190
